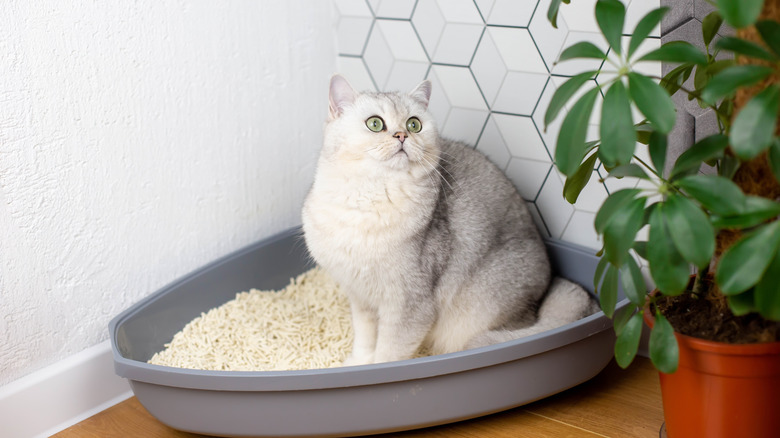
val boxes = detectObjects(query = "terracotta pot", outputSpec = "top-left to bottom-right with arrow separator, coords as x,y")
644,303 -> 780,438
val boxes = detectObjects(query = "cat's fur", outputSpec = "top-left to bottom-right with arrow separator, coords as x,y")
302,75 -> 598,366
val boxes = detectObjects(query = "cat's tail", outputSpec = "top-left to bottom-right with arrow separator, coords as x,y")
467,277 -> 600,348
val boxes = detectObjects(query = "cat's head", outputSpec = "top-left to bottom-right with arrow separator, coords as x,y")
322,75 -> 439,173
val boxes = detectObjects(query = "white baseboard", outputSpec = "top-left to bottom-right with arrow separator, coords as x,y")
0,340 -> 132,438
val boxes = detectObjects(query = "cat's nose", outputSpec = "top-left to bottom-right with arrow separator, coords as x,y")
393,132 -> 406,143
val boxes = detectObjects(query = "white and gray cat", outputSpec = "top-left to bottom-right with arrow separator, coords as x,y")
302,75 -> 598,366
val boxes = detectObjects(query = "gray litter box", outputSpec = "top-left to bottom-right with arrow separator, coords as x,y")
110,226 -> 628,438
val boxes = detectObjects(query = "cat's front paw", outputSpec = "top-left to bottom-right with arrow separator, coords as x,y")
342,353 -> 374,367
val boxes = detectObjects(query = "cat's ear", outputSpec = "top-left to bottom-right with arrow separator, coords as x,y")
329,75 -> 357,120
409,80 -> 432,110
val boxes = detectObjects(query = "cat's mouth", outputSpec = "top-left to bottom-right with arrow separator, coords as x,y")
387,145 -> 410,167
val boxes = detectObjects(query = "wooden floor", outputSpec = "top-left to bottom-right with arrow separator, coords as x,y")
54,358 -> 664,438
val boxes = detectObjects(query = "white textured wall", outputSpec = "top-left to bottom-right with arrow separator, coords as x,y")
0,0 -> 335,386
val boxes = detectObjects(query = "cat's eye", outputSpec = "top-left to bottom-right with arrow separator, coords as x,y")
366,116 -> 385,132
406,117 -> 422,133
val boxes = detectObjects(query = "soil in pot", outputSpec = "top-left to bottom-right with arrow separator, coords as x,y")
654,278 -> 780,344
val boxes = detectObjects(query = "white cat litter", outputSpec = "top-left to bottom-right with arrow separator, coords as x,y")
148,268 -> 355,371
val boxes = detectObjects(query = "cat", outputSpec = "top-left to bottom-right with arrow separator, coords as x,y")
301,75 -> 598,366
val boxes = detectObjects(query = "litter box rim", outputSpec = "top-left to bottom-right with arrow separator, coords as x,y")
109,227 -> 626,393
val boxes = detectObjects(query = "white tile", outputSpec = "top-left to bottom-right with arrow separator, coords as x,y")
627,36 -> 661,76
412,0 -> 446,60
471,31 -> 507,106
474,0 -> 495,20
430,65 -> 487,110
529,0 -> 570,71
532,78 -> 562,152
367,0 -> 380,14
559,0 -> 599,32
441,107 -> 488,145
561,210 -> 602,250
334,0 -> 374,17
527,201 -> 551,237
337,56 -> 377,92
489,27 -> 547,74
384,61 -> 430,93
337,16 -> 373,56
506,157 -> 553,201
485,0 -> 538,27
476,115 -> 511,170
551,31 -> 609,76
535,171 -> 575,238
373,0 -> 417,19
425,68 -> 452,125
626,0 -> 661,37
492,71 -> 548,115
363,25 -> 394,89
493,113 -> 550,162
435,0 -> 484,24
376,20 -> 428,62
433,23 -> 484,65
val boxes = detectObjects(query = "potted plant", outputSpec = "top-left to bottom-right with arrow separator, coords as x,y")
545,0 -> 780,437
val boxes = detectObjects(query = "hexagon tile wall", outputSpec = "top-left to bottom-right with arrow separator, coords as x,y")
333,0 -> 660,251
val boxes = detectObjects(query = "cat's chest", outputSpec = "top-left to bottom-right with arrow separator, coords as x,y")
302,171 -> 436,269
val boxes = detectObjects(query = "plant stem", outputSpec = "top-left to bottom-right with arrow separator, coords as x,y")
691,263 -> 710,299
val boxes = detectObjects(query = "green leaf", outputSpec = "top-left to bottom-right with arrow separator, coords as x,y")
600,264 -> 619,318
547,0 -> 565,29
558,42 -> 608,62
700,65 -> 774,105
717,0 -> 763,28
600,81 -> 635,167
628,73 -> 676,134
670,134 -> 729,179
594,256 -> 609,292
730,85 -> 780,160
544,71 -> 599,128
563,152 -> 599,204
596,0 -> 626,56
556,88 -> 601,176
755,250 -> 780,320
756,20 -> 780,57
615,312 -> 644,368
728,290 -> 756,316
649,312 -> 679,374
676,175 -> 747,216
663,194 -> 715,268
633,241 -> 648,260
607,164 -> 651,180
715,37 -> 777,62
619,256 -> 646,305
628,7 -> 669,59
637,41 -> 708,65
716,221 -> 780,295
711,196 -> 780,229
647,205 -> 690,296
769,138 -> 780,183
635,124 -> 653,145
648,131 -> 668,176
595,188 -> 642,234
603,197 -> 646,266
702,11 -> 723,47
660,63 -> 695,96
613,305 -> 636,335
